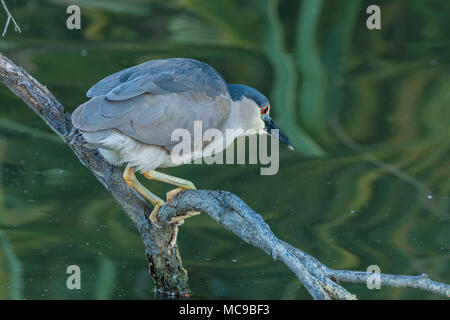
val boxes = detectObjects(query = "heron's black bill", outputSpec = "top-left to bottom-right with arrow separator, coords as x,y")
263,116 -> 294,150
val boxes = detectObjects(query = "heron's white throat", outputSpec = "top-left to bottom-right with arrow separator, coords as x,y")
225,96 -> 265,135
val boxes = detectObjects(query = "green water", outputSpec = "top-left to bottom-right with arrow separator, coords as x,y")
0,0 -> 449,299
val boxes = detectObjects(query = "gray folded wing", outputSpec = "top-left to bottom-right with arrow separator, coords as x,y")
86,58 -> 229,100
72,58 -> 232,150
72,92 -> 230,149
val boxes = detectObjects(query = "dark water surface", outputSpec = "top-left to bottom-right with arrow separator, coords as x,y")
0,0 -> 448,299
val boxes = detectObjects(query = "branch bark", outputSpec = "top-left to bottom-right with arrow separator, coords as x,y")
1,53 -> 449,299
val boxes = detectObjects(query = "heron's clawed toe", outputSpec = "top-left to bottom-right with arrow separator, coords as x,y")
166,185 -> 195,205
169,227 -> 179,248
166,187 -> 184,205
169,211 -> 201,225
169,212 -> 200,249
149,200 -> 165,228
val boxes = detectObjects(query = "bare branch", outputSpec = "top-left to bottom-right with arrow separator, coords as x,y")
1,0 -> 21,37
0,53 -> 190,297
327,270 -> 450,296
0,53 -> 448,299
157,190 -> 450,299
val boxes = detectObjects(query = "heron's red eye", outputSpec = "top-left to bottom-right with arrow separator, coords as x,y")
261,106 -> 269,114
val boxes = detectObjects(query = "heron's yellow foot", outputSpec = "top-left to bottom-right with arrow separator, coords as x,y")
166,187 -> 194,204
137,169 -> 201,229
149,200 -> 165,229
166,186 -> 201,226
169,210 -> 201,225
123,166 -> 166,228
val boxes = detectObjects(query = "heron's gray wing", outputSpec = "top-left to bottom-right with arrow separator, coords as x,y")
72,92 -> 231,150
86,58 -> 229,101
72,94 -> 164,132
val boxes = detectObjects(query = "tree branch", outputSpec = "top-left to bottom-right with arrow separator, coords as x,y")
156,190 -> 450,299
0,53 -> 190,297
1,1 -> 21,37
1,53 -> 449,299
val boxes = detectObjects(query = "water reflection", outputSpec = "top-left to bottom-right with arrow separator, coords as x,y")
0,0 -> 448,299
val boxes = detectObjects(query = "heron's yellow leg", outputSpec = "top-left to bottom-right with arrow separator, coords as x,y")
123,166 -> 164,228
143,170 -> 200,224
143,170 -> 196,202
143,170 -> 196,190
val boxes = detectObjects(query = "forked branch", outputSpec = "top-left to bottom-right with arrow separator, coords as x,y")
0,53 -> 448,299
1,1 -> 21,37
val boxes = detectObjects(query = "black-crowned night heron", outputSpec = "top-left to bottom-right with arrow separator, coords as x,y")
72,58 -> 292,231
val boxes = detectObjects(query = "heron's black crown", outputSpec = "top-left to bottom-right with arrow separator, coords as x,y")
227,84 -> 269,108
